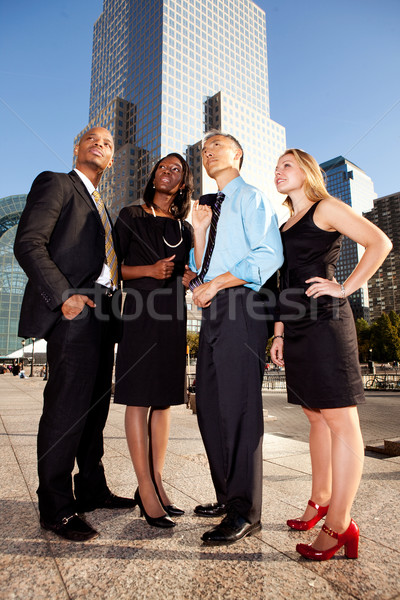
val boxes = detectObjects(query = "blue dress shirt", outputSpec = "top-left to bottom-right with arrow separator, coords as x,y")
189,175 -> 283,292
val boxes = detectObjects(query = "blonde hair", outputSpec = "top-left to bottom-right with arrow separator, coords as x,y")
279,149 -> 330,215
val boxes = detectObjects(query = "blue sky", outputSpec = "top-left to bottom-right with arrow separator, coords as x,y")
1,0 -> 399,200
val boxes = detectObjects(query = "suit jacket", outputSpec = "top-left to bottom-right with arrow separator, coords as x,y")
14,170 -> 116,339
199,193 -> 217,207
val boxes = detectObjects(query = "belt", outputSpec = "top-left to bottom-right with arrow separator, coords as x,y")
95,283 -> 116,298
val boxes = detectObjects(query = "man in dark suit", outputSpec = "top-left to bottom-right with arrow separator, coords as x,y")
14,127 -> 135,542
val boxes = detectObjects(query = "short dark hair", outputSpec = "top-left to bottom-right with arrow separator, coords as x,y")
203,130 -> 244,169
143,153 -> 193,220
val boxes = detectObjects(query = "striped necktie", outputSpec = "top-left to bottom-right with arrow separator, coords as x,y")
92,190 -> 118,288
189,192 -> 225,291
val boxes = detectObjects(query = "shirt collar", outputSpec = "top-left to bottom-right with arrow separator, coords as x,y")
74,168 -> 96,197
221,175 -> 243,198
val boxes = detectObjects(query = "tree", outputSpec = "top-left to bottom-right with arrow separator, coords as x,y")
370,313 -> 400,362
265,335 -> 274,360
388,310 -> 400,335
187,332 -> 199,358
355,318 -> 371,362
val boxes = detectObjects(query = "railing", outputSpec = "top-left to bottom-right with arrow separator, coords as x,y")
362,374 -> 400,391
262,372 -> 400,392
14,363 -> 400,391
262,372 -> 287,391
188,364 -> 400,394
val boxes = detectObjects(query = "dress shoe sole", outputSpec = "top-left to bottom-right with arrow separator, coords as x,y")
202,522 -> 262,544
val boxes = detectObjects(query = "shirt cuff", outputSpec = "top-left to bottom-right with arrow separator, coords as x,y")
188,248 -> 199,273
230,259 -> 262,287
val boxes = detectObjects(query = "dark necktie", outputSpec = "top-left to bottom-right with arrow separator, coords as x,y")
189,192 -> 225,291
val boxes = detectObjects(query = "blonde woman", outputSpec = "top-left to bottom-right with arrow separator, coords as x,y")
271,149 -> 391,560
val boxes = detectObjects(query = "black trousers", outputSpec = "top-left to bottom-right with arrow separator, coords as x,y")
196,287 -> 269,524
37,290 -> 116,522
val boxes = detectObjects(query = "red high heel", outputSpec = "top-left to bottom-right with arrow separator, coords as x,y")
287,500 -> 329,531
296,519 -> 359,561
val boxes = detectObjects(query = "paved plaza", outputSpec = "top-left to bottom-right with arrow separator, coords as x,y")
0,375 -> 399,600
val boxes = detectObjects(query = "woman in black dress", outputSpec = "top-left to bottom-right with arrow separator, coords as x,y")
114,153 -> 194,528
271,149 -> 391,560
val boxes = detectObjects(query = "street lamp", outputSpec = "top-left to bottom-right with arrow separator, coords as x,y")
29,338 -> 36,377
368,348 -> 375,374
21,339 -> 25,367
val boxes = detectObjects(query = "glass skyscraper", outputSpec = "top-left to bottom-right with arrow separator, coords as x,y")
0,195 -> 27,355
320,156 -> 376,321
76,0 -> 286,221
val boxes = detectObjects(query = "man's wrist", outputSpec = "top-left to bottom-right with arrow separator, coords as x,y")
210,276 -> 225,293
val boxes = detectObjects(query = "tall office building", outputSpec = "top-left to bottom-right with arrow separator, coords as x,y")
364,192 -> 400,321
0,195 -> 27,356
76,0 -> 286,220
320,156 -> 376,321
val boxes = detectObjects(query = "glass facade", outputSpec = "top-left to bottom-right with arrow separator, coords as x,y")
320,156 -> 376,321
186,291 -> 202,332
0,195 -> 27,355
76,0 -> 286,221
364,192 -> 400,321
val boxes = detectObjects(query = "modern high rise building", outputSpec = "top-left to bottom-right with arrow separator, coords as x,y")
75,0 -> 286,221
320,156 -> 377,321
0,195 -> 27,355
364,192 -> 400,321
186,290 -> 202,333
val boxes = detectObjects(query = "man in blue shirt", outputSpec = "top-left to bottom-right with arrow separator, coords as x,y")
190,131 -> 283,544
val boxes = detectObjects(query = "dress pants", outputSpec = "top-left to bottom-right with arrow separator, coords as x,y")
37,290 -> 116,523
196,287 -> 269,524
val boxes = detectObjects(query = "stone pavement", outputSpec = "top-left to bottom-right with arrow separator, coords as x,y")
0,375 -> 399,600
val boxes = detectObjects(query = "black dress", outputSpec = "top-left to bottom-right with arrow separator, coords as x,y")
279,202 -> 365,409
114,205 -> 192,407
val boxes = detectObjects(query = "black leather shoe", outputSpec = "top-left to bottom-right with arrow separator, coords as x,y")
201,512 -> 261,544
40,513 -> 99,542
76,492 -> 137,513
194,502 -> 227,517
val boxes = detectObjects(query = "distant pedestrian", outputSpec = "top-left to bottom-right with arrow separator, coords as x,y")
12,361 -> 20,376
271,149 -> 392,561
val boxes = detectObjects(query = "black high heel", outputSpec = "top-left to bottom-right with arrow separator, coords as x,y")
134,488 -> 175,528
163,503 -> 185,517
152,481 -> 185,517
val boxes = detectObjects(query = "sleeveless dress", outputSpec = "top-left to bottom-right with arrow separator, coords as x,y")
113,205 -> 192,407
279,202 -> 365,409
